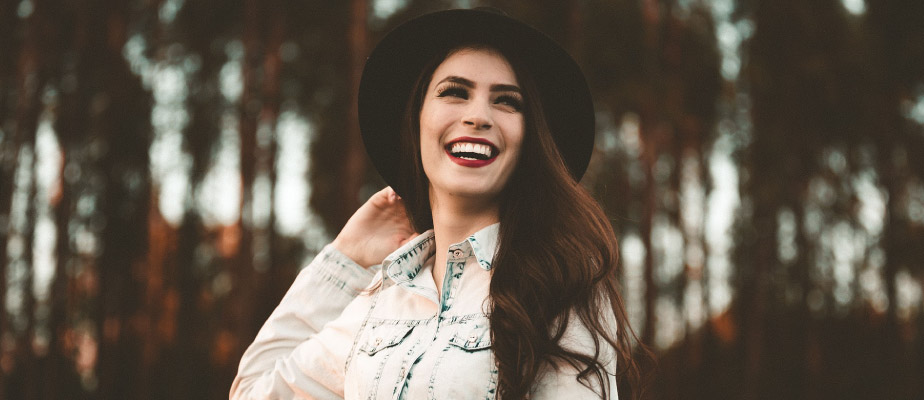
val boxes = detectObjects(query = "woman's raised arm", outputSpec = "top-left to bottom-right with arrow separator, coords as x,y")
230,187 -> 415,399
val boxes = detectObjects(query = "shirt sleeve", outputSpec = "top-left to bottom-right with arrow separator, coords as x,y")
230,244 -> 380,400
531,311 -> 619,400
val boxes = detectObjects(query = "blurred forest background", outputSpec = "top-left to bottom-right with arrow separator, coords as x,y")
1,0 -> 923,399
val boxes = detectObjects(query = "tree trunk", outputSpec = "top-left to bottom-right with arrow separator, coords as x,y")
93,0 -> 152,397
6,1 -> 47,396
639,122 -> 658,348
342,0 -> 368,219
231,0 -> 262,372
254,0 -> 285,344
46,146 -> 75,399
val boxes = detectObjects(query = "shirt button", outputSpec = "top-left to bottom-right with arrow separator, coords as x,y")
374,337 -> 382,346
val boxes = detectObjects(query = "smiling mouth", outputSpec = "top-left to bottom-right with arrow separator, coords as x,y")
445,140 -> 497,161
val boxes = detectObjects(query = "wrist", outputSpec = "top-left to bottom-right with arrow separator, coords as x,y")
331,237 -> 371,268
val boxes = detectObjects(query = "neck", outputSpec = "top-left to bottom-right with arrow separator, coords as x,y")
429,188 -> 499,295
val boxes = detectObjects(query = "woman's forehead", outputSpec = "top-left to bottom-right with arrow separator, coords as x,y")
430,47 -> 519,87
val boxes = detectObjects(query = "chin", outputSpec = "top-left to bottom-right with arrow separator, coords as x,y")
438,183 -> 504,201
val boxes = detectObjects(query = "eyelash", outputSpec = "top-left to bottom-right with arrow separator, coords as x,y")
495,95 -> 522,111
436,83 -> 468,99
436,84 -> 523,111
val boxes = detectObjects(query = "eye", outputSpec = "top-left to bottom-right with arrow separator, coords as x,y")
494,94 -> 523,112
436,84 -> 468,99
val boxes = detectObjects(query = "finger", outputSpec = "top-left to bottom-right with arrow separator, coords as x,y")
369,186 -> 394,208
374,186 -> 394,203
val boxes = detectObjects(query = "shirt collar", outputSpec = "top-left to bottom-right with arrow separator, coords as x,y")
381,223 -> 500,285
467,222 -> 499,270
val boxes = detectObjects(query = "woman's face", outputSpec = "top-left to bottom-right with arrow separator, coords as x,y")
419,48 -> 525,205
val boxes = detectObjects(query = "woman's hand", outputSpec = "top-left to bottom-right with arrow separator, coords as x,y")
331,187 -> 418,268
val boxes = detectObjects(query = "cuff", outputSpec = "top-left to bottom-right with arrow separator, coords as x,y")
312,244 -> 379,296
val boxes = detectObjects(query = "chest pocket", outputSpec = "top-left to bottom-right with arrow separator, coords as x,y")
448,322 -> 491,351
431,320 -> 497,399
358,322 -> 414,356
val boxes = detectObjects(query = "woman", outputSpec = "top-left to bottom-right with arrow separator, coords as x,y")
231,8 -> 643,399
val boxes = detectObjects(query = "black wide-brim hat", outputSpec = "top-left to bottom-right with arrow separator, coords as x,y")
359,8 -> 595,197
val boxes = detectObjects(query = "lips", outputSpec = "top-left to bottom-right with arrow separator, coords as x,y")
444,137 -> 499,167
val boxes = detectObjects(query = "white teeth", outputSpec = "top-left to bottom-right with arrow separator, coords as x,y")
450,142 -> 493,158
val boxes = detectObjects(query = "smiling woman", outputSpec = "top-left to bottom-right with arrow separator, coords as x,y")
231,8 -> 645,400
420,47 -> 524,206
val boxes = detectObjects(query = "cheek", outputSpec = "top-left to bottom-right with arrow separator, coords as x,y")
418,107 -> 445,144
503,119 -> 525,159
418,113 -> 436,152
418,116 -> 441,174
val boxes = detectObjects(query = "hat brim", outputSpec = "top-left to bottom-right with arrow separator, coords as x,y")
359,9 -> 595,197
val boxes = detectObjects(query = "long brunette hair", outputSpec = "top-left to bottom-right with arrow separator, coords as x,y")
395,45 -> 645,399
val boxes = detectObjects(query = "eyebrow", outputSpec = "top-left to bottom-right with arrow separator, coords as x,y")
437,76 -> 521,93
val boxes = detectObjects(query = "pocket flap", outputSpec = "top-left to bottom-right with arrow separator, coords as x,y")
448,323 -> 492,351
358,323 -> 414,356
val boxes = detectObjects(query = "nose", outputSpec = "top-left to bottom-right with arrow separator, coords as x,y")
462,101 -> 493,130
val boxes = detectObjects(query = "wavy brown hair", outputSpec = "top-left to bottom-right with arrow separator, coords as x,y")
395,44 -> 646,399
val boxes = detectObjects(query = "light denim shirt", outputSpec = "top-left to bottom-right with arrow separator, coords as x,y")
230,223 -> 617,399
